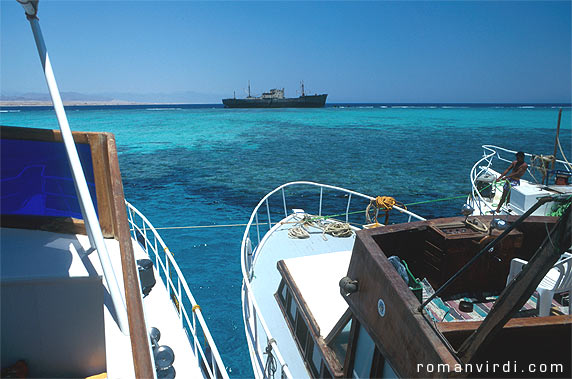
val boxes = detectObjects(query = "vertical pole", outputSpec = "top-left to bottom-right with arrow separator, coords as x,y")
552,108 -> 563,170
282,188 -> 287,217
255,213 -> 261,245
319,187 -> 323,216
345,194 -> 352,223
266,199 -> 271,229
28,17 -> 128,334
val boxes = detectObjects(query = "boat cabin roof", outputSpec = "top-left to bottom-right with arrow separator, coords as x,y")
278,250 -> 351,339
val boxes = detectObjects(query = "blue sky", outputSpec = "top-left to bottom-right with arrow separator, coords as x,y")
1,1 -> 571,103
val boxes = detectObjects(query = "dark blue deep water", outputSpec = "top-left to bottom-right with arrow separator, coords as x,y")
1,104 -> 571,377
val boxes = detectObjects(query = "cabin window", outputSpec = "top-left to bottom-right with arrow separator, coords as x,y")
309,341 -> 321,376
295,312 -> 309,352
382,360 -> 397,378
288,296 -> 298,323
280,281 -> 288,302
352,325 -> 375,379
329,317 -> 352,365
320,363 -> 333,378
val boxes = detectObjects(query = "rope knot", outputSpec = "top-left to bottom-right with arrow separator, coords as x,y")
375,196 -> 396,210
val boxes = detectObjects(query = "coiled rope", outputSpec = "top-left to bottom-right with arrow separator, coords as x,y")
264,339 -> 277,378
464,217 -> 489,233
288,215 -> 353,240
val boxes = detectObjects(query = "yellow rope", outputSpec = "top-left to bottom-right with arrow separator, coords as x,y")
192,304 -> 201,312
376,196 -> 397,210
366,196 -> 406,225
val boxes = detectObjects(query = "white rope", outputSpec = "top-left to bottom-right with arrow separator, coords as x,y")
287,225 -> 310,239
287,215 -> 353,240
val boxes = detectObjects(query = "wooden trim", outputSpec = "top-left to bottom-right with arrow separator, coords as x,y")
2,124 -> 92,144
276,260 -> 344,377
87,133 -> 115,237
277,260 -> 321,337
437,314 -> 572,334
104,133 -> 154,377
1,214 -> 86,235
325,308 -> 352,344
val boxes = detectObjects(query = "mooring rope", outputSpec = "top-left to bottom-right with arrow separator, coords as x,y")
135,192 -> 475,231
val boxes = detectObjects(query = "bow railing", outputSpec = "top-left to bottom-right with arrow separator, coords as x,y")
126,201 -> 229,379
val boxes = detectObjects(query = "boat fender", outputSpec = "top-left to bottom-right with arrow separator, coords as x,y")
387,256 -> 409,286
137,258 -> 156,297
339,276 -> 358,296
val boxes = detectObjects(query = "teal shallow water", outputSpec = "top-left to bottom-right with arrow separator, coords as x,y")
1,105 -> 571,377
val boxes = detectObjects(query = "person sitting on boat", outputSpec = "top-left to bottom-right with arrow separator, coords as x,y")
494,151 -> 528,213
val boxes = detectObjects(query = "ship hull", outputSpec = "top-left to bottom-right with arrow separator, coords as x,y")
222,94 -> 327,108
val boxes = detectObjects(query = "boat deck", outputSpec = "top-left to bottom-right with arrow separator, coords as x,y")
474,167 -> 572,216
250,213 -> 356,377
0,227 -> 201,378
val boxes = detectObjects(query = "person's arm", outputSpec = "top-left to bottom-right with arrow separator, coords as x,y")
496,162 -> 515,181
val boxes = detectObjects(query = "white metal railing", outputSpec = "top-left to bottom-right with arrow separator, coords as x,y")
469,145 -> 572,214
126,201 -> 229,379
240,181 -> 425,378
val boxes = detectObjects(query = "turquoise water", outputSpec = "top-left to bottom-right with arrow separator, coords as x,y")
1,105 -> 571,377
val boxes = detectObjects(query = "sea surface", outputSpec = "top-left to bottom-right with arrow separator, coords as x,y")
1,104 -> 571,377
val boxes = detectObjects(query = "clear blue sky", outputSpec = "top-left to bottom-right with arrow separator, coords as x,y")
1,0 -> 571,103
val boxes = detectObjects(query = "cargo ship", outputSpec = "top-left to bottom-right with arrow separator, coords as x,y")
222,82 -> 327,108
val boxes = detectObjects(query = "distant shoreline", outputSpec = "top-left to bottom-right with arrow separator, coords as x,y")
0,100 -> 193,107
1,101 -> 570,108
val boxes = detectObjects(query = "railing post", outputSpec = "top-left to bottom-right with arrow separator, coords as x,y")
282,188 -> 287,217
319,186 -> 323,216
193,312 -> 198,357
255,213 -> 261,245
253,306 -> 258,356
345,193 -> 352,223
266,199 -> 271,229
143,222 -> 148,252
178,278 -> 183,326
166,258 -> 170,298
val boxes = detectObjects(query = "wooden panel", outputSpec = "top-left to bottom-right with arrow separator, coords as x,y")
0,214 -> 86,235
440,317 -> 571,378
344,232 -> 459,378
87,133 -> 115,238
104,133 -> 154,378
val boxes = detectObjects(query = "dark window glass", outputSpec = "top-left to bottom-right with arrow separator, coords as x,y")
329,317 -> 353,365
321,363 -> 333,379
279,280 -> 288,303
288,295 -> 297,323
307,338 -> 321,377
1,139 -> 97,219
295,312 -> 308,353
